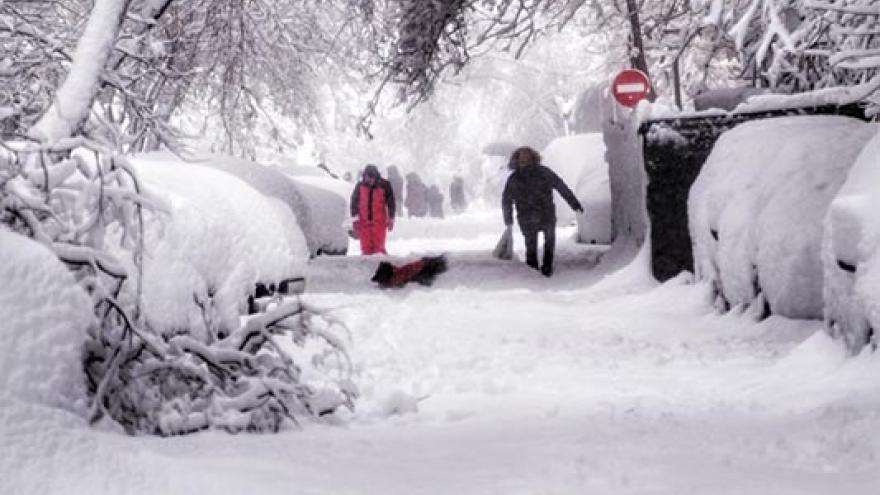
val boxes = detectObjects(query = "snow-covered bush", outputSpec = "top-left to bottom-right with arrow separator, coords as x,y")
689,116 -> 875,319
199,155 -> 347,256
824,128 -> 880,352
542,134 -> 612,243
0,230 -> 95,411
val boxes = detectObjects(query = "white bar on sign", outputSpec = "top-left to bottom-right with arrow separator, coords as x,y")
617,83 -> 646,93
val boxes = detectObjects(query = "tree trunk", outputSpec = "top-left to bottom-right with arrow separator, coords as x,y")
31,0 -> 130,143
624,0 -> 656,101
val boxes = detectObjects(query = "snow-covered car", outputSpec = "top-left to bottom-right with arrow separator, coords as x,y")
279,167 -> 351,256
127,153 -> 309,337
203,156 -> 348,257
688,116 -> 874,319
823,127 -> 880,352
542,133 -> 612,244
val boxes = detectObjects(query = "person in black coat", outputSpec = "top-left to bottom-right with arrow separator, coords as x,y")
502,146 -> 583,277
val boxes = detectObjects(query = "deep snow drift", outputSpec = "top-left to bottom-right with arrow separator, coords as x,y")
2,212 -> 879,494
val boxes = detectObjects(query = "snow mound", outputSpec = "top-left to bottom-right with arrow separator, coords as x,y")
127,154 -> 308,336
823,128 -> 880,351
542,134 -> 611,242
380,390 -> 420,417
0,230 -> 94,411
689,116 -> 875,319
205,155 -> 347,256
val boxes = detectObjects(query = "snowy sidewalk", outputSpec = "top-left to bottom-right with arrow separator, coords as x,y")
3,212 -> 879,495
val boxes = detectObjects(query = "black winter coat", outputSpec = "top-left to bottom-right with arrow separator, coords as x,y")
350,178 -> 396,220
502,165 -> 582,226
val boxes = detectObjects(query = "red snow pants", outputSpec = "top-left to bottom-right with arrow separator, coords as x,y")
358,220 -> 387,255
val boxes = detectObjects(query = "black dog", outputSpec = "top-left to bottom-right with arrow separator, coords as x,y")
371,255 -> 448,288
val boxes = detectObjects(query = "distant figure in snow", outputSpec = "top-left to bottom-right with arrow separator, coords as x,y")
404,172 -> 428,217
427,184 -> 445,218
350,165 -> 395,255
502,146 -> 583,277
449,176 -> 467,213
371,255 -> 448,288
386,165 -> 405,217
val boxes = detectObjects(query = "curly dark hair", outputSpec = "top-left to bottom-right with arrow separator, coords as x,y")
508,146 -> 541,170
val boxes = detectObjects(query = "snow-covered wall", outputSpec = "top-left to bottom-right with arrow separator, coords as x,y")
689,116 -> 875,319
127,154 -> 308,337
824,128 -> 880,352
0,230 -> 94,411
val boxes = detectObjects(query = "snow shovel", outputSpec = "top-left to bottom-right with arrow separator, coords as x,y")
492,226 -> 513,260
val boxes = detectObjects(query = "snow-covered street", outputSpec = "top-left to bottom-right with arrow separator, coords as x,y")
5,2 -> 880,492
4,212 -> 879,494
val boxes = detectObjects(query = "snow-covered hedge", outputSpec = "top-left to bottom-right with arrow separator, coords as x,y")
203,155 -> 348,256
542,133 -> 612,243
0,230 -> 94,411
127,154 -> 308,337
689,116 -> 875,319
824,128 -> 880,352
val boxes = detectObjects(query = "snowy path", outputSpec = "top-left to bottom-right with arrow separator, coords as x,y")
4,211 -> 880,494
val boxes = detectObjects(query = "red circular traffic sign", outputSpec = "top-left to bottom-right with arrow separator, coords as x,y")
612,69 -> 651,108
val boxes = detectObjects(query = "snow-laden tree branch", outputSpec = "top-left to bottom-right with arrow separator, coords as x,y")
355,0 -> 879,113
30,0 -> 129,144
2,0 -> 360,435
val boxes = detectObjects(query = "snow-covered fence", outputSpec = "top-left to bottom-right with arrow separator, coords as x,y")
689,116 -> 875,320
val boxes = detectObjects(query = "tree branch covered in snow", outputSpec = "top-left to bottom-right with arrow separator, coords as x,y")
352,0 -> 745,114
354,0 -> 878,114
2,0 -> 358,435
709,0 -> 880,106
85,297 -> 356,435
1,0 -> 354,158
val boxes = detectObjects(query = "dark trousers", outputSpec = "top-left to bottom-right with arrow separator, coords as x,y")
520,221 -> 555,272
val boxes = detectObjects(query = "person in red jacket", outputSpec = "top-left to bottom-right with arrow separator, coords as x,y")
350,164 -> 396,255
